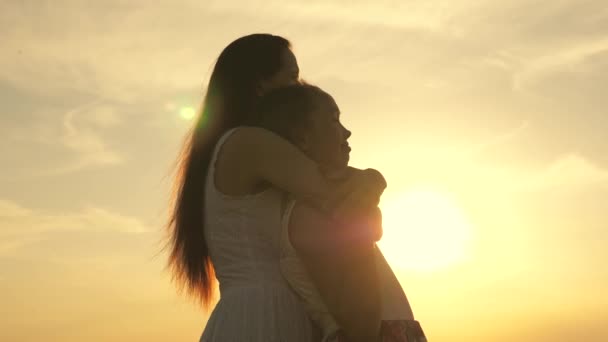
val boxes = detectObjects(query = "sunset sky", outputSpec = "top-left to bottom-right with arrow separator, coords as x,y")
1,1 -> 607,341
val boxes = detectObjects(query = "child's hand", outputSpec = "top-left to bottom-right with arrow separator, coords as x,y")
334,168 -> 386,220
347,167 -> 387,192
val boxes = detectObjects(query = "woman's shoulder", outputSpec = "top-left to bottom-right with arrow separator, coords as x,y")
211,126 -> 288,196
226,126 -> 280,145
218,126 -> 278,156
220,125 -> 294,166
214,126 -> 271,159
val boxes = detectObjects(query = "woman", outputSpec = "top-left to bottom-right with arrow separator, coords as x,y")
166,34 -> 385,342
258,83 -> 427,342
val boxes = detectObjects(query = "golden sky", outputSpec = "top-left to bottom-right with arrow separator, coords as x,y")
1,1 -> 607,341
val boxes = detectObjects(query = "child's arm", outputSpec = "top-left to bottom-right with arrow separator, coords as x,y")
226,127 -> 386,218
289,202 -> 383,342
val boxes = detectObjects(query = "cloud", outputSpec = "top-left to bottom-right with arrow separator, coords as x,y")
476,153 -> 608,195
209,0 -> 466,33
513,37 -> 608,91
0,199 -> 149,257
0,200 -> 32,217
0,99 -> 124,178
2,0 -> 607,178
1,0 -> 605,96
52,102 -> 123,173
465,0 -> 608,97
0,1 -> 207,101
530,154 -> 608,190
0,0 -> 481,101
466,120 -> 531,157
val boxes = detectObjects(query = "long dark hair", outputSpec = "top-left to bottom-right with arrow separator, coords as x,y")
166,34 -> 291,308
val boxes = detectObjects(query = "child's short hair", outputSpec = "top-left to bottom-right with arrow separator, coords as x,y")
256,83 -> 335,143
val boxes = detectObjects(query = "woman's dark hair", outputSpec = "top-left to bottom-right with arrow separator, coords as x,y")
166,34 -> 291,308
256,83 -> 335,144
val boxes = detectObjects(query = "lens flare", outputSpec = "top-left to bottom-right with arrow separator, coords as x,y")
179,107 -> 196,120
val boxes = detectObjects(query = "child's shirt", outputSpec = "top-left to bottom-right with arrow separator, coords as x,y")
279,199 -> 415,342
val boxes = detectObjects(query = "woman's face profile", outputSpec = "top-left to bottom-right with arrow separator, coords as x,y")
258,48 -> 300,95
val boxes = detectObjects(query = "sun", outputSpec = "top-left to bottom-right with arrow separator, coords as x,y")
377,187 -> 473,272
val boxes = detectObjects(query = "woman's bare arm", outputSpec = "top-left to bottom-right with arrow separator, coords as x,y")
227,126 -> 386,217
289,203 -> 383,342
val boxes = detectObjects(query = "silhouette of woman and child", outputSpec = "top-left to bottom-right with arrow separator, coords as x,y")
167,34 -> 428,342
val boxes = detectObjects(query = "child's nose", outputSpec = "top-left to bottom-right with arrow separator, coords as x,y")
343,127 -> 352,139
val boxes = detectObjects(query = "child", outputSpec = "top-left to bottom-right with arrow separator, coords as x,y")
256,83 -> 427,342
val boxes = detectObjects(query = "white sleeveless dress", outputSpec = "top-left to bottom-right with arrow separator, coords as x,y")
199,128 -> 320,342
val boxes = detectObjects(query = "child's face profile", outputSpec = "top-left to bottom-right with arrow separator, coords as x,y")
297,97 -> 351,173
